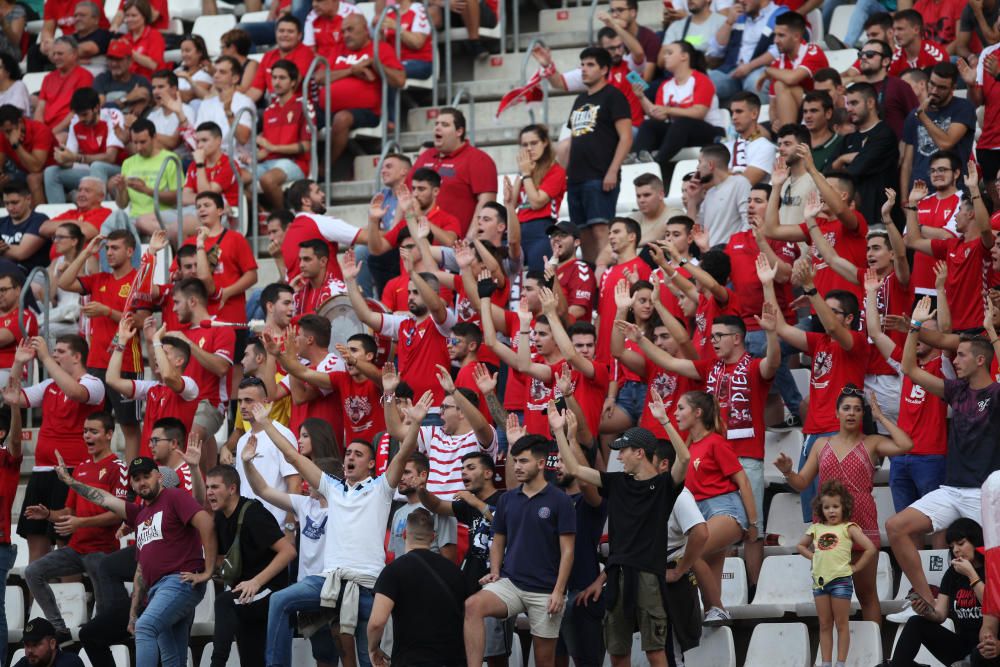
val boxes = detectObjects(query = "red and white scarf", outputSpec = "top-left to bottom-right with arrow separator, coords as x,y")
705,352 -> 755,440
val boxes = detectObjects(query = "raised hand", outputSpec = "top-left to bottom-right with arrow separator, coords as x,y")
148,229 -> 169,254
503,175 -> 517,207
506,412 -> 526,445
867,390 -> 884,422
555,363 -> 574,397
863,267 -> 881,293
614,279 -> 633,311
183,432 -> 203,468
803,190 -> 822,220
546,401 -> 566,432
956,55 -> 978,87
472,363 -> 497,395
249,401 -> 271,425
564,408 -> 579,440
260,329 -> 282,357
538,286 -> 558,314
986,296 -> 997,334
648,387 -> 669,424
381,362 -> 400,394
341,249 -> 361,281
454,240 -> 476,269
908,180 -> 928,205
241,433 -> 258,462
774,452 -> 794,474
117,314 -> 137,342
403,390 -> 434,424
881,188 -> 897,219
614,319 -> 642,342
933,260 -> 948,291
84,235 -> 105,257
435,364 -> 456,394
911,295 -> 936,323
1,376 -> 21,406
755,301 -> 777,332
791,257 -> 814,289
13,339 -> 34,365
770,156 -> 789,187
966,159 -> 981,192
883,314 -> 909,333
54,450 -> 72,485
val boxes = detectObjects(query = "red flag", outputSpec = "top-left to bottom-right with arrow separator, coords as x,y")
496,64 -> 555,118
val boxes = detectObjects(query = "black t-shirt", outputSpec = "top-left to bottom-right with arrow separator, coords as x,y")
452,489 -> 504,592
13,649 -> 84,667
77,28 -> 113,56
373,549 -> 468,666
837,120 -> 899,230
598,471 -> 679,574
93,72 -> 153,106
567,492 -> 608,591
566,83 -> 631,184
0,212 -> 50,273
940,564 -> 985,643
215,497 -> 288,590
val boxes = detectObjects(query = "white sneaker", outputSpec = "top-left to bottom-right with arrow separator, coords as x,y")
703,606 -> 731,626
887,601 -> 918,624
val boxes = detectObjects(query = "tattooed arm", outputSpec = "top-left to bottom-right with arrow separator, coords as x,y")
128,564 -> 147,635
54,451 -> 127,519
472,363 -> 509,426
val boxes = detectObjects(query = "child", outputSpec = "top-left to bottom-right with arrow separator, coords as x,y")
798,480 -> 877,667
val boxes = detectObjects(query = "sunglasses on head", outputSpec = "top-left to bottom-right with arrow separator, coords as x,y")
840,386 -> 865,398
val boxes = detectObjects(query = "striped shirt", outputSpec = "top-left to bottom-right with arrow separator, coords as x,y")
418,426 -> 497,499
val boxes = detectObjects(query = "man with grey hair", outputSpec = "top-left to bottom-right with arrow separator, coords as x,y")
36,36 -> 95,138
73,1 -> 114,67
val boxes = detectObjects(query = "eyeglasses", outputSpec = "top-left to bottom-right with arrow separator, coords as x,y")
608,6 -> 628,12
53,234 -> 74,241
858,50 -> 884,59
0,286 -> 15,295
709,332 -> 739,342
447,337 -> 460,345
148,437 -> 174,446
830,307 -> 847,317
441,403 -> 458,411
840,386 -> 865,398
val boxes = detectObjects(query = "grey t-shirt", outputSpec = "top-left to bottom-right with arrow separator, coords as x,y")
663,13 -> 728,53
699,173 -> 751,247
388,501 -> 459,559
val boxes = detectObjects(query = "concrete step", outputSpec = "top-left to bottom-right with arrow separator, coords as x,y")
515,30 -> 592,51
407,95 -> 576,133
539,0 -> 662,35
326,203 -> 371,226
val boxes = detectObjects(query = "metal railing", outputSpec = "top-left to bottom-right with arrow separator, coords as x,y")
304,55 -> 331,203
20,267 -> 49,343
374,139 -> 403,190
153,153 -> 185,249
451,87 -> 476,143
373,5 -> 402,147
227,105 -> 259,250
521,38 -> 550,125
442,0 -> 506,101
587,0 -> 601,45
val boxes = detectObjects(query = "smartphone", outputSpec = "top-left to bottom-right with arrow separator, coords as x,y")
627,70 -> 649,91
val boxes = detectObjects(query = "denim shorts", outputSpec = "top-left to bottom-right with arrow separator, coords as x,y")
567,179 -> 619,229
615,380 -> 647,423
696,491 -> 749,530
813,575 -> 854,599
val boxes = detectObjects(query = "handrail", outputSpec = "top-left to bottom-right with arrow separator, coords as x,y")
587,0 -> 601,45
303,55 -> 331,203
451,88 -> 475,144
19,267 -> 48,343
443,0 -> 453,101
153,153 -> 184,249
373,5 -> 402,147
226,105 -> 259,251
512,0 -> 519,53
428,10 -> 439,107
374,139 -> 402,190
520,39 -> 550,126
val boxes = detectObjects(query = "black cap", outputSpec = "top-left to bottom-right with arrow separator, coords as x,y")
128,456 -> 158,477
546,220 -> 579,238
22,617 -> 56,642
610,427 -> 658,452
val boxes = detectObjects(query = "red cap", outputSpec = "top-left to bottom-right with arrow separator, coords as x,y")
107,39 -> 132,59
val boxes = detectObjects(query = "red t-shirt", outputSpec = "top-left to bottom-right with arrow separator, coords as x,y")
0,307 -> 36,369
692,288 -> 741,360
597,257 -> 652,361
768,42 -> 828,95
0,447 -> 21,544
78,270 -> 146,372
114,0 -> 169,29
22,375 -> 105,467
384,5 -> 434,62
379,312 -> 454,404
501,310 -> 534,411
726,230 -> 798,329
67,109 -> 125,162
638,364 -> 696,439
45,0 -> 111,34
65,455 -> 128,553
455,361 -> 493,426
914,0 -> 966,44
132,377 -> 200,458
327,40 -> 403,115
120,27 -> 166,80
889,40 -> 948,77
40,67 -> 94,126
804,330 -> 869,434
453,279 -> 508,369
125,487 -> 206,587
656,69 -> 715,108
328,371 -> 385,450
931,236 -> 991,331
383,205 -> 462,247
556,259 -> 596,323
798,212 -> 869,305
281,213 -> 361,282
252,43 -> 316,95
282,353 -> 344,441
894,351 -> 948,456
51,206 -> 112,231
183,325 -> 235,407
409,142 -> 500,234
262,95 -> 313,176
607,61 -> 644,127
183,155 -> 239,207
685,432 -> 742,501
977,43 -> 1000,150
0,120 -> 56,171
523,355 -> 557,437
178,229 -> 258,323
382,273 -> 410,312
568,361 -> 611,440
694,355 -> 772,459
914,193 -> 962,294
305,4 -> 358,61
855,267 -> 913,376
517,164 -> 567,223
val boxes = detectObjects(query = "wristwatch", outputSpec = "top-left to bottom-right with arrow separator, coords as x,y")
283,523 -> 296,532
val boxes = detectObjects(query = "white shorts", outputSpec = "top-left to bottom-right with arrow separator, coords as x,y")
483,578 -> 564,639
908,485 -> 982,532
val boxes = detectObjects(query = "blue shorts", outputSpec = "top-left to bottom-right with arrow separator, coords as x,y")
255,158 -> 306,181
615,380 -> 647,423
567,179 -> 618,229
813,575 -> 854,599
348,108 -> 381,128
696,491 -> 749,530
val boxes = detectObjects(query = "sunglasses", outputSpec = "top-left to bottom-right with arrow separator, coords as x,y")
858,50 -> 885,59
840,386 -> 865,398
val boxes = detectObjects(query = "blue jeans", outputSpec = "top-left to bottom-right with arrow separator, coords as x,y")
707,67 -> 769,105
520,217 -> 554,272
265,575 -> 374,667
43,163 -> 120,204
246,287 -> 265,322
844,0 -> 892,47
387,60 -> 433,122
134,574 -> 205,667
799,432 -> 837,521
0,542 -> 16,663
745,329 -> 802,418
890,454 -> 947,513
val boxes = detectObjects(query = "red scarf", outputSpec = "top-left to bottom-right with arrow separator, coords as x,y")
705,352 -> 755,439
496,63 -> 554,118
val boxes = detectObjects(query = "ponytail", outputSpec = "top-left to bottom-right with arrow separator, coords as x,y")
673,40 -> 708,74
682,390 -> 723,435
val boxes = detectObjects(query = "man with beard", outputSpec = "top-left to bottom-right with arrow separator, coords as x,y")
594,218 -> 650,361
387,452 -> 458,560
843,39 -> 917,140
0,271 -> 37,386
13,619 -> 84,667
683,144 -> 751,248
367,171 -> 461,261
282,178 -> 368,283
773,125 -> 818,227
53,453 -> 216,667
549,222 -> 596,324
293,239 -> 345,316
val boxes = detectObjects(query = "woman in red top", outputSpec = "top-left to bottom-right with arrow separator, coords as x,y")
635,41 -> 725,171
602,279 -> 656,439
678,390 -> 758,625
775,385 -> 913,622
514,124 -> 566,272
121,0 -> 165,80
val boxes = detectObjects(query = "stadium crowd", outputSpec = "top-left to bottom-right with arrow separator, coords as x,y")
4,0 -> 1000,665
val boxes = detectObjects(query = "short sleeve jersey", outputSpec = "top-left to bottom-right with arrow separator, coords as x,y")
131,377 -> 199,458
380,311 -> 455,403
22,376 -> 105,467
684,432 -> 743,500
768,42 -> 828,94
409,142 -> 500,235
0,119 -> 55,171
418,426 -> 498,499
0,307 -> 36,369
797,213 -> 869,305
694,356 -> 772,459
597,257 -> 652,361
804,331 -> 869,434
183,155 -> 239,207
281,213 -> 361,282
327,372 -> 385,448
976,43 -> 1000,150
931,235 -> 990,331
655,70 -> 725,127
556,259 -> 597,322
66,109 -> 125,159
65,455 -> 127,553
516,163 -> 567,223
182,325 -> 235,406
262,95 -> 313,176
39,67 -> 94,126
77,269 -> 145,372
383,4 -> 433,62
303,3 -> 358,60
896,353 -> 948,456
913,193 -> 962,294
179,230 -> 258,323
328,41 -> 402,115
942,379 -> 1000,487
252,43 -> 316,95
889,40 -> 947,77
125,487 -> 205,587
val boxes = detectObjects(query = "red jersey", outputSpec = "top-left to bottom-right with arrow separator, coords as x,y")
804,330 -> 869,434
889,40 -> 947,77
384,205 -> 462,248
67,109 -> 125,161
523,354 -> 557,437
768,42 -> 828,95
282,352 -> 345,439
51,206 -> 112,230
455,361 -> 492,426
453,279 -> 508,369
379,312 -> 454,404
556,258 -> 597,323
501,310 -> 535,411
597,257 -> 652,361
931,235 -> 991,331
0,119 -> 55,171
382,273 -> 410,312
294,271 -> 346,316
726,231 -> 798,329
184,325 -> 235,407
78,270 -> 145,372
913,0 -> 966,44
894,351 -> 948,456
384,4 -> 433,62
252,43 -> 316,95
0,307 -> 36,369
183,155 -> 239,207
281,213 -> 361,282
327,40 -> 403,115
304,3 -> 358,61
684,432 -> 742,501
695,355 -> 771,459
262,95 -> 313,176
607,61 -> 644,127
44,0 -> 111,34
409,142 -> 499,234
132,377 -> 199,458
178,229 -> 257,323
328,371 -> 384,449
120,27 -> 165,79
976,43 -> 1000,150
692,288 -> 741,360
40,67 -> 94,126
639,363 -> 698,439
798,212 -> 869,304
516,163 -> 566,223
0,447 -> 21,544
22,375 -> 106,467
567,361 -> 611,439
914,193 -> 962,294
65,454 -> 128,553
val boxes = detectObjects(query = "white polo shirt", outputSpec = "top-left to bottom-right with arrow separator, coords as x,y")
318,473 -> 395,578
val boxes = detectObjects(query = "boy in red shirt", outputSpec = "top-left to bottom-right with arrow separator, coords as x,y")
256,59 -> 312,212
449,323 -> 493,425
660,248 -> 740,360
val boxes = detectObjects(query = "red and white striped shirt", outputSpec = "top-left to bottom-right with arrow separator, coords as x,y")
418,426 -> 497,498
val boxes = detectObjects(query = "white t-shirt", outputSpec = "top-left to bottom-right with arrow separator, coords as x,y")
235,421 -> 300,524
288,494 -> 328,579
417,426 -> 497,499
667,488 -> 705,562
195,91 -> 255,149
387,501 -> 458,559
318,473 -> 395,578
724,134 -> 775,180
0,81 -> 30,117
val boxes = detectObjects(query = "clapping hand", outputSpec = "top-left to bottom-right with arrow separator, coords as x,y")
402,391 -> 434,424
911,295 -> 936,324
472,363 -> 497,395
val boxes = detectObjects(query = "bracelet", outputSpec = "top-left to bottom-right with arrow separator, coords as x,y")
677,259 -> 688,267
152,342 -> 163,348
910,319 -> 923,329
381,392 -> 395,403
972,195 -> 982,200
909,327 -> 921,334
113,343 -> 126,353
971,578 -> 983,587
195,163 -> 205,168
111,334 -> 121,346
519,330 -> 530,335
802,287 -> 817,296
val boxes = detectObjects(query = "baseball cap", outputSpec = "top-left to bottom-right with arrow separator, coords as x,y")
546,220 -> 579,238
128,456 -> 157,477
609,427 -> 657,452
107,39 -> 132,59
158,465 -> 179,489
22,618 -> 56,643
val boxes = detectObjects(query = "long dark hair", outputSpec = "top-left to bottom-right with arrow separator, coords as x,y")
57,223 -> 85,258
181,34 -> 210,69
671,40 -> 708,74
519,124 -> 556,185
300,418 -> 340,463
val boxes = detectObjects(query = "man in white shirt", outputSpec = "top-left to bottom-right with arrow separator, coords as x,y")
147,71 -> 195,163
196,56 -> 254,164
661,0 -> 727,54
685,144 -> 751,247
724,91 -> 775,186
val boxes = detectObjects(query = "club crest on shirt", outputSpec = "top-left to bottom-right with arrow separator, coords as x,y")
118,284 -> 131,298
136,511 -> 164,549
537,506 -> 551,519
812,351 -> 833,383
346,395 -> 371,424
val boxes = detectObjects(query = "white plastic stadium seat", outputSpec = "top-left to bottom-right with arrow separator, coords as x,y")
10,530 -> 28,578
291,638 -> 313,667
6,585 -> 23,642
874,485 -> 894,544
744,622 -> 811,667
796,550 -> 892,616
806,8 -> 824,43
665,159 -> 699,208
80,645 -> 129,667
683,626 -> 736,667
191,581 -> 215,636
721,557 -> 748,608
169,0 -> 203,21
815,621 -> 882,666
764,428 -> 803,486
765,492 -> 807,554
199,642 -> 240,667
828,5 -> 856,45
886,549 -> 951,615
729,554 -> 812,619
192,15 -> 237,58
23,72 -> 46,96
790,368 -> 811,402
826,49 -> 860,73
617,163 -> 662,214
29,583 -> 87,635
891,618 -> 955,667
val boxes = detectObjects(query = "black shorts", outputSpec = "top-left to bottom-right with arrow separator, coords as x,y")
450,0 -> 498,28
17,470 -> 72,540
89,366 -> 140,425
